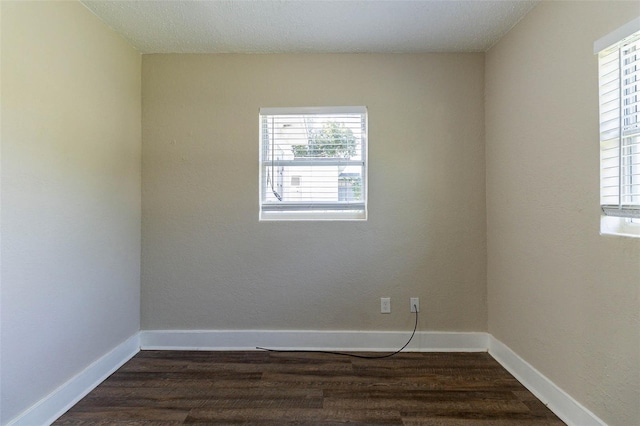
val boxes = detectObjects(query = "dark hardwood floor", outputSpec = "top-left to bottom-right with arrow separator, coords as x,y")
54,350 -> 564,425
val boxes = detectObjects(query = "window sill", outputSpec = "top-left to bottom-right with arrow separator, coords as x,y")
260,210 -> 367,221
600,215 -> 640,238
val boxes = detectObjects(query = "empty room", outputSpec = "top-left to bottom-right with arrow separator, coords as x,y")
1,0 -> 639,425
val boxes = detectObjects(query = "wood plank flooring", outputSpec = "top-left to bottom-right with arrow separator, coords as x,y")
54,351 -> 565,425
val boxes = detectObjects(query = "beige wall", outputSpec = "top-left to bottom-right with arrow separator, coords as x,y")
142,54 -> 486,332
485,2 -> 640,425
0,1 -> 141,423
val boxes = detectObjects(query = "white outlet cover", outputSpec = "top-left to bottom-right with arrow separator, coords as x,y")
410,297 -> 419,312
381,297 -> 391,314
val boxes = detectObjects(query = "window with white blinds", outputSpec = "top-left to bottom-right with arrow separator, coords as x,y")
259,107 -> 367,221
597,23 -> 640,236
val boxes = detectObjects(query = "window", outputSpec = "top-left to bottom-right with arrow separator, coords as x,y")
596,18 -> 640,237
259,107 -> 367,221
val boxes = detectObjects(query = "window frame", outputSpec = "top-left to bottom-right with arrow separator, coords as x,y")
596,18 -> 640,237
258,106 -> 368,221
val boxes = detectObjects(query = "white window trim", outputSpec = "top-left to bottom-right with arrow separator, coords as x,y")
258,106 -> 368,221
596,18 -> 640,238
594,17 -> 640,54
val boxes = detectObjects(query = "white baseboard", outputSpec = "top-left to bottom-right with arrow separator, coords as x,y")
139,329 -> 489,352
488,336 -> 607,426
6,333 -> 140,426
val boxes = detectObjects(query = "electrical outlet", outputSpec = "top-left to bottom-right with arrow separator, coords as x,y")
410,297 -> 419,313
381,297 -> 391,314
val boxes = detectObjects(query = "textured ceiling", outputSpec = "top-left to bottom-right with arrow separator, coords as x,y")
81,0 -> 539,54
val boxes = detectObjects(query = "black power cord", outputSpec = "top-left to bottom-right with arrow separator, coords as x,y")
256,305 -> 419,360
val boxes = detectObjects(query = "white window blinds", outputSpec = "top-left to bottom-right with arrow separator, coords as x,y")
599,29 -> 640,218
259,107 -> 367,221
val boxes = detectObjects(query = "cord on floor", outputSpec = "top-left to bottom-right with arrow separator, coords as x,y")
256,305 -> 419,359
